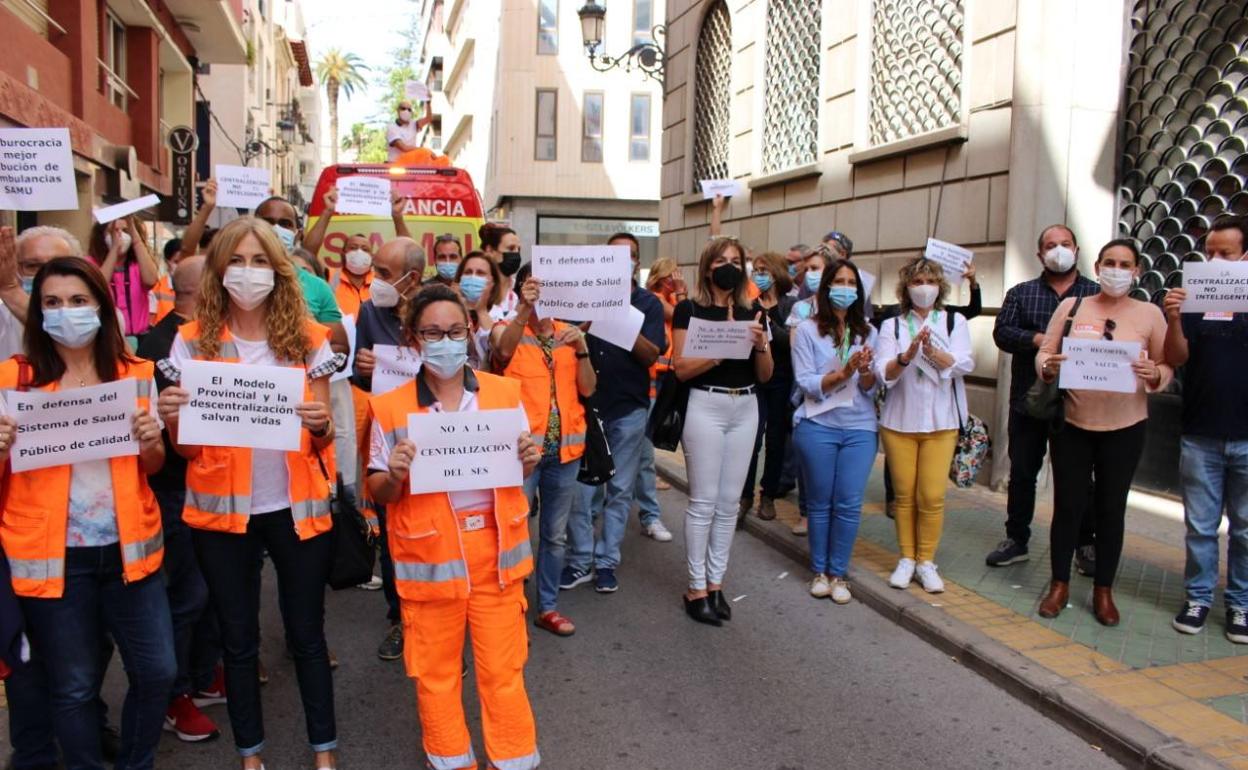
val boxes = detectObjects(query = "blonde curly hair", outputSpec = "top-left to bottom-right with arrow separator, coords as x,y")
195,217 -> 312,362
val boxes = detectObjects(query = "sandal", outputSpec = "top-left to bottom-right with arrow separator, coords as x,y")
535,610 -> 576,636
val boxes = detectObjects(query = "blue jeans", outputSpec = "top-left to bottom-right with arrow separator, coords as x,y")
633,431 -> 662,526
1181,435 -> 1248,609
20,547 -> 176,770
567,406 -> 649,571
524,453 -> 582,612
154,487 -> 219,697
793,421 -> 878,577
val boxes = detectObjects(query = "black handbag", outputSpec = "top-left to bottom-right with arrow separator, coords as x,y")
317,454 -> 378,591
647,369 -> 689,452
1022,296 -> 1084,430
577,400 -> 615,485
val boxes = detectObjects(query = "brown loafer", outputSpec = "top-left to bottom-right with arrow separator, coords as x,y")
757,496 -> 777,521
1093,587 -> 1120,626
1038,580 -> 1069,618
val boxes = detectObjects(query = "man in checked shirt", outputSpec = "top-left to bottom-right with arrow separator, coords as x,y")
986,225 -> 1101,569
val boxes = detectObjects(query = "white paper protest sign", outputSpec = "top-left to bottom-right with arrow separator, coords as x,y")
406,407 -> 526,494
1058,338 -> 1142,393
215,165 -> 271,209
331,314 -> 357,383
924,238 -> 973,282
93,194 -> 161,224
699,179 -> 743,200
5,380 -> 138,472
683,318 -> 755,360
404,80 -> 431,101
588,305 -> 645,350
531,245 -> 632,321
859,269 -> 877,301
912,316 -> 953,381
335,177 -> 392,217
804,376 -> 856,418
1181,260 -> 1248,313
178,361 -> 306,451
0,128 -> 78,211
371,344 -> 422,395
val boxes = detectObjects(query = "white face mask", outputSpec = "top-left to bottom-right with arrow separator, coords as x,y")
399,109 -> 413,122
907,284 -> 939,310
344,249 -> 373,276
1043,245 -> 1076,273
105,231 -> 133,254
1097,266 -> 1135,298
370,278 -> 401,308
223,266 -> 275,310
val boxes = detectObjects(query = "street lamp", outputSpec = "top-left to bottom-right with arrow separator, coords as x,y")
576,1 -> 666,85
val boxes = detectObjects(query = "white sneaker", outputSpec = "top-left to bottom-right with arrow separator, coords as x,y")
915,561 -> 945,593
889,558 -> 916,589
829,577 -> 852,605
356,575 -> 383,591
644,521 -> 673,542
809,573 -> 831,598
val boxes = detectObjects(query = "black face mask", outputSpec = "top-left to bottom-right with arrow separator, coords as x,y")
711,263 -> 743,291
499,251 -> 522,277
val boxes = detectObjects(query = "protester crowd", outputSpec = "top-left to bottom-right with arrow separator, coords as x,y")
0,172 -> 1243,770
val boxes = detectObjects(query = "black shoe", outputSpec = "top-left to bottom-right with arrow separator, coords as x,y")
683,596 -> 722,626
986,537 -> 1029,567
1171,602 -> 1209,635
707,590 -> 732,621
1075,544 -> 1096,577
100,723 -> 121,763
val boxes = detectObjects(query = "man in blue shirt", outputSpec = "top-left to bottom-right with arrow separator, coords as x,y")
562,234 -> 667,594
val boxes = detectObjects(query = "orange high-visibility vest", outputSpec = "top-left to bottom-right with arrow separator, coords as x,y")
500,320 -> 586,464
368,370 -> 532,602
647,288 -> 674,399
152,274 -> 176,324
327,268 -> 371,319
0,359 -> 163,598
178,320 -> 334,541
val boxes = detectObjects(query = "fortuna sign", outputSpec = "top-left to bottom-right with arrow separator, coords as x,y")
164,125 -> 198,225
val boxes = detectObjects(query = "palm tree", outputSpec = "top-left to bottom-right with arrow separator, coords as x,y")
316,49 -> 369,164
341,122 -> 371,160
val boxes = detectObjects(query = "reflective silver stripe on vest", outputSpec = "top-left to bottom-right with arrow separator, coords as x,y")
185,338 -> 239,360
428,750 -> 477,770
291,496 -> 331,523
8,556 -> 64,582
562,431 -> 585,450
186,489 -> 251,517
493,750 -> 542,770
393,558 -> 468,583
135,379 -> 151,399
383,427 -> 409,448
122,530 -> 164,564
499,538 -> 531,571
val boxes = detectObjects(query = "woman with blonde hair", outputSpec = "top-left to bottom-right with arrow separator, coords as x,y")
156,216 -> 340,770
672,237 -> 772,626
874,257 -> 974,595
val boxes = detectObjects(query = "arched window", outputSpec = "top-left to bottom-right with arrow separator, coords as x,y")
691,1 -> 732,190
761,0 -> 820,174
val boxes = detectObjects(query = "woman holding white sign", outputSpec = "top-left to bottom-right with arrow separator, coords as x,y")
0,256 -> 173,770
366,284 -> 543,770
875,257 -> 974,594
672,236 -> 772,627
1035,239 -> 1171,625
156,217 -> 340,770
791,260 -> 879,603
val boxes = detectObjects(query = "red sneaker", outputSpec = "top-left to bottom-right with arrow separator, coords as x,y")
192,666 -> 227,707
164,694 -> 220,742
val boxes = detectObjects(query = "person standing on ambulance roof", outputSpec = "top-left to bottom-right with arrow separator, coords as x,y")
367,283 -> 543,770
386,101 -> 426,162
0,256 -> 174,770
156,217 -> 340,770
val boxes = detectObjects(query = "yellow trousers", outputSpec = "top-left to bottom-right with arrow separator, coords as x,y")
880,427 -> 959,563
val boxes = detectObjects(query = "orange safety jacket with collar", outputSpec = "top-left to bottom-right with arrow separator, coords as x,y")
368,369 -> 533,602
647,288 -> 674,399
328,268 -> 372,319
151,274 -> 176,325
0,359 -> 163,598
177,320 -> 334,541
499,320 -> 586,464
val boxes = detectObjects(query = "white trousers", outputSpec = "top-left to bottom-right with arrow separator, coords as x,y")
681,388 -> 759,590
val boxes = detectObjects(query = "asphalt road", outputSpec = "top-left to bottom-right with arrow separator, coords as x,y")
13,486 -> 1122,769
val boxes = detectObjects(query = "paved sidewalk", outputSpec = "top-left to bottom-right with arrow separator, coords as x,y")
656,449 -> 1247,769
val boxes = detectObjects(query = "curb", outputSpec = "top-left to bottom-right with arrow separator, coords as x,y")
653,454 -> 1225,770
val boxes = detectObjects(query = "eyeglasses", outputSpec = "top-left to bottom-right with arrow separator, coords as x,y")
1103,319 -> 1116,340
417,325 -> 470,343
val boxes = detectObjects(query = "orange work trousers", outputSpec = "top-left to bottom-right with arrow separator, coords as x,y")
401,526 -> 540,770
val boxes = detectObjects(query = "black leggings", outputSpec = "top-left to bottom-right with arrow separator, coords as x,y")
1049,420 -> 1147,586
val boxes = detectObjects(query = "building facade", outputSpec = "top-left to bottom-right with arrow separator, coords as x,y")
661,0 -> 1244,495
416,0 -> 665,262
0,0 -> 247,236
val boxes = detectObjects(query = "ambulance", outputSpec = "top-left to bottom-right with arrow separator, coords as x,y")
305,163 -> 484,273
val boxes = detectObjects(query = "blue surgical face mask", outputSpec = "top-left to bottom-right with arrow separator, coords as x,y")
20,275 -> 34,293
436,261 -> 459,280
273,224 -> 297,252
794,301 -> 813,320
421,337 -> 469,378
42,306 -> 102,349
804,269 -> 823,293
788,263 -> 798,278
751,272 -> 773,292
828,285 -> 858,309
459,274 -> 488,303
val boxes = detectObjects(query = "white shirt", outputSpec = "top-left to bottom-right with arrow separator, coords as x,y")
874,310 -> 974,433
386,121 -> 420,162
488,290 -> 521,323
0,304 -> 23,361
368,386 -> 495,514
170,332 -> 335,515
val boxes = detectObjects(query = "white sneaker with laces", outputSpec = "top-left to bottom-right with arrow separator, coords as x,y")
809,574 -> 831,598
915,561 -> 945,593
889,558 -> 916,589
829,577 -> 852,605
356,575 -> 383,591
644,521 -> 673,542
